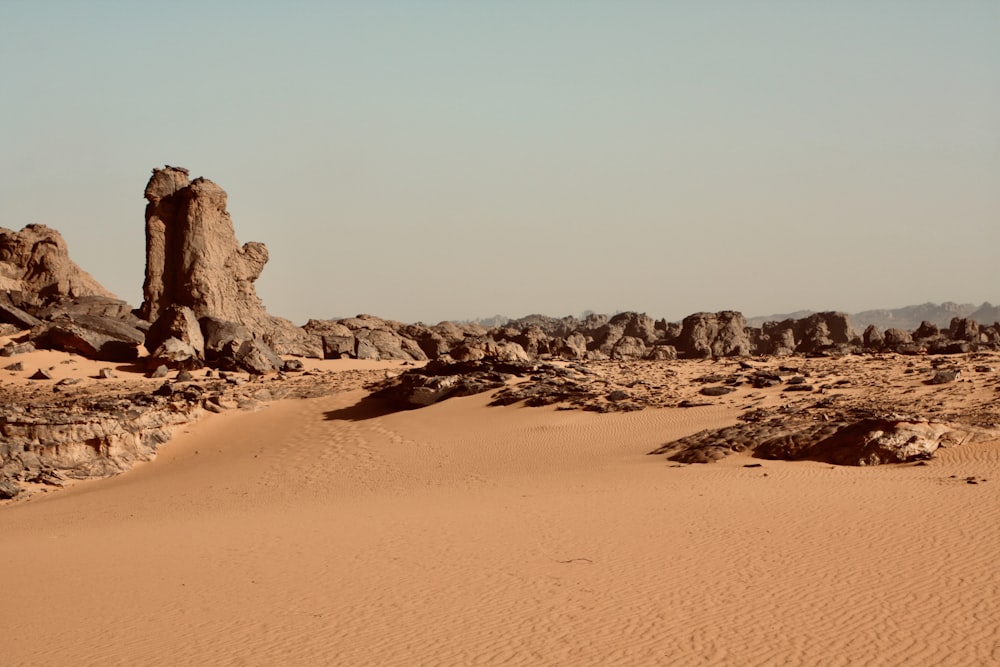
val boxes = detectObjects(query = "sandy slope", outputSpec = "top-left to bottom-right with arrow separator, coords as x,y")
2,375 -> 999,665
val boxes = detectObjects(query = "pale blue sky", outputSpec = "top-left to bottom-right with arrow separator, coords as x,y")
2,1 -> 998,324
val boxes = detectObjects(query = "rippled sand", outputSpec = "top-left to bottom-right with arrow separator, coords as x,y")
2,358 -> 999,665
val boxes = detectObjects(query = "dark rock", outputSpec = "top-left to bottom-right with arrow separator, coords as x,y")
225,338 -> 282,375
282,359 -> 305,373
0,479 -> 21,499
927,370 -> 959,385
883,328 -> 913,348
948,317 -> 980,342
699,386 -> 734,397
1,341 -> 35,357
35,315 -> 144,362
148,364 -> 169,379
862,324 -> 883,349
200,316 -> 253,363
0,302 -> 42,329
30,368 -> 52,380
34,296 -> 140,323
153,383 -> 174,397
4,361 -> 23,372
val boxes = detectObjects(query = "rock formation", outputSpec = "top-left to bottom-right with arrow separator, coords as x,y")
141,167 -> 269,328
139,166 -> 320,366
0,224 -> 115,301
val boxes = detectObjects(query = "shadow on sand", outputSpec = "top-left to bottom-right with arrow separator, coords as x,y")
323,395 -> 406,422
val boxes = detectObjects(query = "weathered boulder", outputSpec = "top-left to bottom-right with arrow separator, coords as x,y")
0,479 -> 20,499
221,338 -> 282,375
676,311 -> 751,358
146,305 -> 205,360
36,315 -> 145,362
761,321 -> 797,356
862,324 -> 883,349
795,312 -> 856,355
948,317 -> 980,342
757,419 -> 951,465
0,225 -> 115,300
34,296 -> 138,323
147,337 -> 202,371
555,332 -> 588,360
0,301 -> 41,330
354,328 -> 427,361
610,335 -> 647,360
200,316 -> 253,363
883,328 -> 913,348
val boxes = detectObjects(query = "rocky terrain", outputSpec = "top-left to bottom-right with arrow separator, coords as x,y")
2,165 -> 999,499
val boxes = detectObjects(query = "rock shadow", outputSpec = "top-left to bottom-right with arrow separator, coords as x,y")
323,395 -> 404,422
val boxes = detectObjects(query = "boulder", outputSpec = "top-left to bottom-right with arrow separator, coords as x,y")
146,305 -> 205,359
796,312 -> 856,355
148,337 -> 202,371
948,317 -> 980,342
224,338 -> 282,375
788,419 -> 950,465
0,301 -> 41,330
676,311 -> 751,358
354,328 -> 427,361
862,324 -> 883,349
36,315 -> 145,362
34,296 -> 138,323
200,317 -> 253,363
0,479 -> 21,499
555,332 -> 588,360
610,335 -> 647,360
883,328 -> 913,349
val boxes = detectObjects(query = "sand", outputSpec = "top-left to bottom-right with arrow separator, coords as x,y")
2,357 -> 999,665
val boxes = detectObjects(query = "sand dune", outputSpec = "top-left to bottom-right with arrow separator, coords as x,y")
2,365 -> 999,665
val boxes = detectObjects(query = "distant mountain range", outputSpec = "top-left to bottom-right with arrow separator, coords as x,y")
747,302 -> 1000,332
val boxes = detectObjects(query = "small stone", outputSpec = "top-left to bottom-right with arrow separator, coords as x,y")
928,370 -> 959,385
282,359 -> 305,373
176,370 -> 194,382
4,361 -> 23,372
148,365 -> 169,379
30,368 -> 52,380
153,383 -> 174,397
97,367 -> 115,379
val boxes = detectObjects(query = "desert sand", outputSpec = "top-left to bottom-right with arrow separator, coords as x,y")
2,353 -> 999,666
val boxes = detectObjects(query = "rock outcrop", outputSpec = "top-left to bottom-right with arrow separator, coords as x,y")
0,225 -> 116,301
139,166 -> 314,362
675,311 -> 751,358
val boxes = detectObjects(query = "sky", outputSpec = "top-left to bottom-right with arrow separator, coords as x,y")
1,1 -> 998,325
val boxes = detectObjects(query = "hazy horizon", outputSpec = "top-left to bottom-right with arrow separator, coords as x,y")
2,2 -> 997,325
